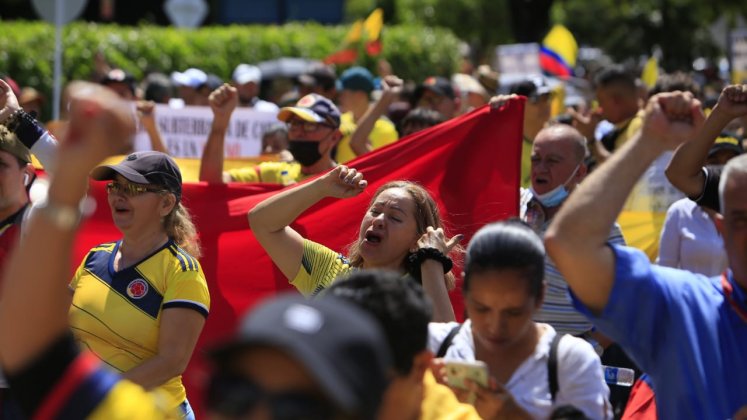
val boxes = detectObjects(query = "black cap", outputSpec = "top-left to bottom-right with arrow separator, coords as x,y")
708,133 -> 743,158
210,293 -> 392,418
413,76 -> 457,102
299,63 -> 337,91
100,69 -> 136,95
90,151 -> 183,202
509,76 -> 552,100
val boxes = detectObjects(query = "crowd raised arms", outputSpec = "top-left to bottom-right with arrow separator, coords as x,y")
0,54 -> 747,419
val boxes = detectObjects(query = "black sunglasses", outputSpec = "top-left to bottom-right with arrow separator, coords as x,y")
205,372 -> 337,420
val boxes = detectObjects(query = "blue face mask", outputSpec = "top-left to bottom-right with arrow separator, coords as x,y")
530,165 -> 580,208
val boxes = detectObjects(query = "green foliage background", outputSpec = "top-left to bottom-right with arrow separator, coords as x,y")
0,21 -> 460,104
346,0 -> 747,71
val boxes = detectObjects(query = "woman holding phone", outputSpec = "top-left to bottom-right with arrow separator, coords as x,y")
428,220 -> 610,419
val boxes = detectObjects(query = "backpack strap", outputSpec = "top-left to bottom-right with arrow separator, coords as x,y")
436,323 -> 463,358
548,333 -> 565,402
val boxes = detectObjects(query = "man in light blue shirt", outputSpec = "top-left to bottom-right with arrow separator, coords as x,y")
544,89 -> 747,419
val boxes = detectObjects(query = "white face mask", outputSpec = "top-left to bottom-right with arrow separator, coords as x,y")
529,164 -> 581,208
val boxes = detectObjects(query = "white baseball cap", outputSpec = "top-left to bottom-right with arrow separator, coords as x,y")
171,68 -> 208,88
232,64 -> 262,85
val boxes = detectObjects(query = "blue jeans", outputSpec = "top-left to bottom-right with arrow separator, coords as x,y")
180,399 -> 195,420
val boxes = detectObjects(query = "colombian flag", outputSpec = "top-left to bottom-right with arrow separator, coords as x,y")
540,24 -> 578,79
324,8 -> 384,64
364,8 -> 384,56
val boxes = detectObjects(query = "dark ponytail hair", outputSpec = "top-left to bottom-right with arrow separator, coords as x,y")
463,219 -> 544,298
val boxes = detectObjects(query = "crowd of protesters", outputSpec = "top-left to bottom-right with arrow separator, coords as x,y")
0,49 -> 746,420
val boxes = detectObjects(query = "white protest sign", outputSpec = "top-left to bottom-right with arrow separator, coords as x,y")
133,104 -> 279,158
494,43 -> 542,83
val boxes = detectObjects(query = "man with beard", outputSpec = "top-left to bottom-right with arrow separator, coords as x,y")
231,64 -> 279,113
199,84 -> 341,184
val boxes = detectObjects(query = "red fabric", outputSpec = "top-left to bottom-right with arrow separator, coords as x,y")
71,100 -> 524,415
323,49 -> 359,65
0,222 -> 22,282
366,40 -> 383,56
622,377 -> 657,420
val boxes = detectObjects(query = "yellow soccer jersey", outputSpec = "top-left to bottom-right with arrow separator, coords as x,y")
290,239 -> 352,296
69,239 -> 210,409
336,112 -> 399,163
227,161 -> 305,184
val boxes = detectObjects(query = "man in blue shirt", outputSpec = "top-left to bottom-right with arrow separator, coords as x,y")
544,89 -> 747,419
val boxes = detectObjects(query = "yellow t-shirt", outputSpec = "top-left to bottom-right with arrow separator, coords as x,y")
69,240 -> 210,409
336,111 -> 399,163
290,239 -> 352,296
421,371 -> 482,420
520,138 -> 533,188
89,377 -> 177,419
227,161 -> 305,184
611,110 -> 644,151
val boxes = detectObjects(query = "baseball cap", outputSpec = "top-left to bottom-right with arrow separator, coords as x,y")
232,64 -> 262,85
19,87 -> 45,107
277,93 -> 341,127
90,151 -> 183,202
171,68 -> 208,89
0,75 -> 21,98
414,76 -> 457,101
100,69 -> 136,95
0,125 -> 31,163
337,66 -> 375,94
509,76 -> 552,100
709,133 -> 744,157
209,293 -> 392,418
204,74 -> 224,91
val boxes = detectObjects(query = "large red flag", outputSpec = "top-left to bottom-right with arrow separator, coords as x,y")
71,99 -> 524,414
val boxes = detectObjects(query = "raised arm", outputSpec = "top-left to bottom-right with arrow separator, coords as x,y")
348,76 -> 402,156
0,79 -> 59,171
569,108 -> 612,164
199,84 -> 238,183
137,100 -> 169,154
248,165 -> 366,280
544,92 -> 705,313
0,82 -> 134,372
665,84 -> 747,197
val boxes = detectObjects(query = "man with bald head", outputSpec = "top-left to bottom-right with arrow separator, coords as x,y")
521,124 -> 626,337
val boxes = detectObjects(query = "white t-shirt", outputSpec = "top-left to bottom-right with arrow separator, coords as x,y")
428,320 -> 611,420
657,197 -> 728,277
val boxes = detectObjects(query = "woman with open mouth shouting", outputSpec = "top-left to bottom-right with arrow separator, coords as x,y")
250,165 -> 462,322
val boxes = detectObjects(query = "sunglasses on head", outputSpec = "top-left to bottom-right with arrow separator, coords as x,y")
206,372 -> 337,420
105,181 -> 166,197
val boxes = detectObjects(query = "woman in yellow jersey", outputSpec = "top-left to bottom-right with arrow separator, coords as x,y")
69,151 -> 209,419
249,165 -> 461,322
0,81 -> 176,419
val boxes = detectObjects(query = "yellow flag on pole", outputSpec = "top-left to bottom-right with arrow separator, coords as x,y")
641,57 -> 659,89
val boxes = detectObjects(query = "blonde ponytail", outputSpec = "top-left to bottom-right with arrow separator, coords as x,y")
164,202 -> 202,258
